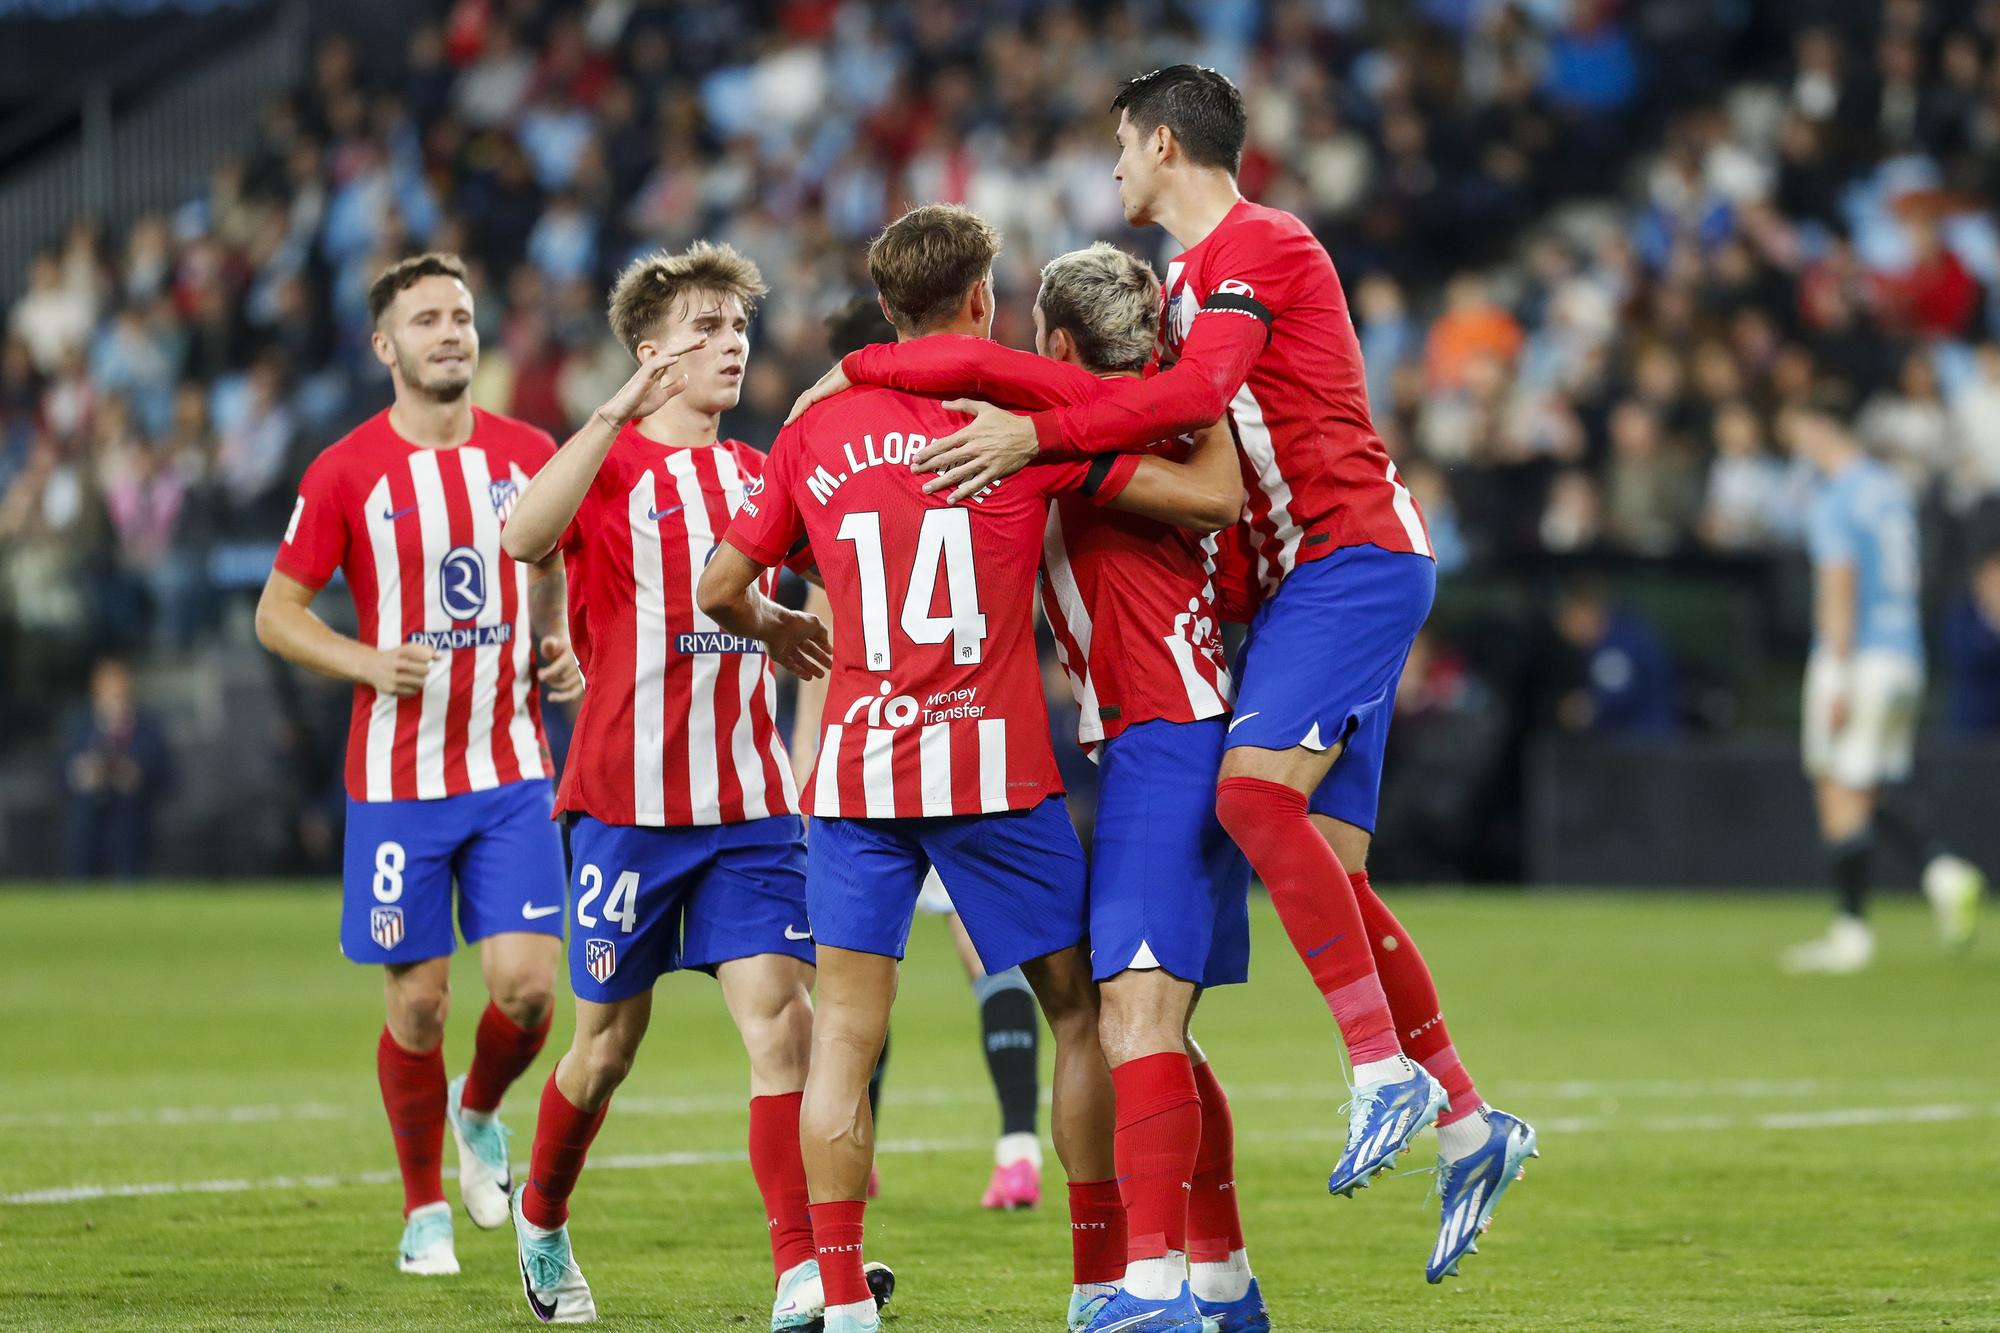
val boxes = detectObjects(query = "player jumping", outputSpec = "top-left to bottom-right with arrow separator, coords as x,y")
807,68 -> 1539,1281
1780,399 -> 1985,973
256,253 -> 580,1276
697,205 -> 1241,1333
814,243 -> 1268,1330
497,244 -> 877,1329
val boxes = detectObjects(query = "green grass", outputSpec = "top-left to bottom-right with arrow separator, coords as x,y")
2,887 -> 1997,1331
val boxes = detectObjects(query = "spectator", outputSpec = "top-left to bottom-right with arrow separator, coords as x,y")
1425,272 -> 1523,391
62,657 -> 174,878
1856,351 -> 1951,497
7,254 -> 94,375
1944,549 -> 2000,736
1553,582 -> 1679,737
1603,401 -> 1699,555
1950,341 -> 2000,517
1701,401 -> 1787,551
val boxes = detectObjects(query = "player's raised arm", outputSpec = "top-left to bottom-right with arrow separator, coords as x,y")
1100,417 -> 1245,533
500,336 -> 705,562
789,335 -> 1102,424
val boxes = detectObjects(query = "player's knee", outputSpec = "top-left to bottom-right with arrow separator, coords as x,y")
575,1031 -> 640,1102
742,992 -> 814,1087
388,984 -> 450,1049
492,977 -> 555,1031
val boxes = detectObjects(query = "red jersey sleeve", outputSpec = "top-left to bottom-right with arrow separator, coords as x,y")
722,423 -> 807,567
1029,220 -> 1289,456
1023,452 -> 1140,505
272,452 -> 348,589
842,336 -> 1102,411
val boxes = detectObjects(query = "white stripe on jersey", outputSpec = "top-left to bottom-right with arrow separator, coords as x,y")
918,723 -> 954,817
1230,381 -> 1301,590
458,448 -> 503,791
1386,460 -> 1432,558
363,474 -> 401,802
712,449 -> 770,820
630,474 -> 669,825
504,461 -> 544,780
666,451 -> 722,823
814,724 -> 844,817
977,718 -> 1008,813
407,450 -> 452,799
1040,512 -> 1106,744
861,728 -> 897,819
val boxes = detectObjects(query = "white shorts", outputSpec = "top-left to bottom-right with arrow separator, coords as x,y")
1802,651 -> 1922,789
915,867 -> 955,916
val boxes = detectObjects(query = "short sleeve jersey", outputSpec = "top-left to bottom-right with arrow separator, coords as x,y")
273,407 -> 555,802
724,383 -> 1136,817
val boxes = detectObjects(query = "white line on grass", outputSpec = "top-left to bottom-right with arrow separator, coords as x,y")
7,1102 -> 1997,1208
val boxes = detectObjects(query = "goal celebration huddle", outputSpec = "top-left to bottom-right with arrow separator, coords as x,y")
256,66 -> 1535,1332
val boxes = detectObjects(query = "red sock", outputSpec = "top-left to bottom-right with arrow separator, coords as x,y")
1215,776 -> 1399,1063
376,1027 -> 447,1216
810,1199 -> 869,1306
1352,870 -> 1484,1124
1188,1059 -> 1245,1263
461,1002 -> 551,1114
748,1093 -> 815,1280
1111,1052 -> 1201,1263
520,1073 -> 609,1229
1067,1179 -> 1127,1285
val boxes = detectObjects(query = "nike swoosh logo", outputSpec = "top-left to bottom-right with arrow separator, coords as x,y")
1306,934 -> 1344,957
784,925 -> 812,941
648,503 -> 687,521
383,503 -> 419,522
1228,710 -> 1261,732
521,1259 -> 559,1321
521,904 -> 562,920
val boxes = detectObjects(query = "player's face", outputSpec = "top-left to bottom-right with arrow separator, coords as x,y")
645,291 -> 750,417
1113,111 -> 1161,226
376,276 -> 477,403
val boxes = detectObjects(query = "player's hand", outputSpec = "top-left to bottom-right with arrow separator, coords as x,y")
596,334 -> 708,427
767,607 -> 833,681
914,399 -> 1037,502
786,363 -> 851,424
537,633 -> 585,703
370,642 -> 436,696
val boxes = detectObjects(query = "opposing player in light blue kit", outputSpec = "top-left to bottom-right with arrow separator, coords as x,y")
1781,398 -> 1985,973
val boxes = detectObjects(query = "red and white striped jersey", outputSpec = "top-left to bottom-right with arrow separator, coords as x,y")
842,337 -> 1231,748
1028,200 -> 1433,598
554,426 -> 798,827
274,408 -> 555,803
724,383 -> 1138,818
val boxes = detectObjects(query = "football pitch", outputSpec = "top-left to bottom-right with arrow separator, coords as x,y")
2,887 -> 1995,1332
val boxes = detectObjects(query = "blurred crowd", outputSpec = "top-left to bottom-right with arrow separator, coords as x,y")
9,0 -> 2000,872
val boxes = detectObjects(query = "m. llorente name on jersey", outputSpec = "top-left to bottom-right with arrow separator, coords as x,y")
770,427 -> 997,509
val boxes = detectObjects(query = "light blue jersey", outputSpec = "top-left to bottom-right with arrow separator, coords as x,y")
1807,457 -> 1923,665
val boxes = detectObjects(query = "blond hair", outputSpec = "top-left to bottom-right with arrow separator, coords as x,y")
607,241 -> 768,355
866,204 -> 1001,334
1036,244 -> 1161,373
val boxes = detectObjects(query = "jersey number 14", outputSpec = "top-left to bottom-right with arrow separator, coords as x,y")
836,508 -> 989,671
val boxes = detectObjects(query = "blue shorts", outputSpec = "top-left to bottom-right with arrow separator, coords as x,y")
341,779 -> 566,965
1088,718 -> 1252,988
807,797 -> 1088,975
1226,545 -> 1436,833
566,815 -> 813,1004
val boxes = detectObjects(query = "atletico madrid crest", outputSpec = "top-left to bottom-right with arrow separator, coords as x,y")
370,906 -> 405,950
585,938 -> 617,983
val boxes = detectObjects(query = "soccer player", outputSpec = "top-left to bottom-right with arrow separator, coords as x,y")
496,243 -> 869,1329
813,297 -> 1047,1212
817,243 -> 1268,1331
1780,400 -> 1986,973
810,67 -> 1539,1281
696,205 -> 1239,1333
255,252 -> 579,1275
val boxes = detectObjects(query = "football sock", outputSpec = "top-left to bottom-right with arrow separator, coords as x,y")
1124,1253 -> 1187,1302
1873,786 -> 1946,867
461,1001 -> 552,1115
1067,1178 -> 1127,1285
810,1199 -> 870,1306
376,1027 -> 447,1216
1214,776 -> 1399,1063
1830,831 -> 1874,920
974,968 -> 1040,1138
1111,1052 -> 1200,1269
1437,1107 -> 1495,1162
1188,1059 -> 1246,1266
1351,869 -> 1484,1126
748,1092 -> 816,1281
867,1028 -> 889,1125
1190,1249 -> 1254,1305
520,1073 -> 610,1229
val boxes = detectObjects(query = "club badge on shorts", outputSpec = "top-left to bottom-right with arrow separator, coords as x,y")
585,938 -> 617,984
370,905 -> 405,950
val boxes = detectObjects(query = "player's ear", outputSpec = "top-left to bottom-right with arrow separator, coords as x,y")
370,328 -> 395,372
877,294 -> 898,332
1047,326 -> 1076,365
